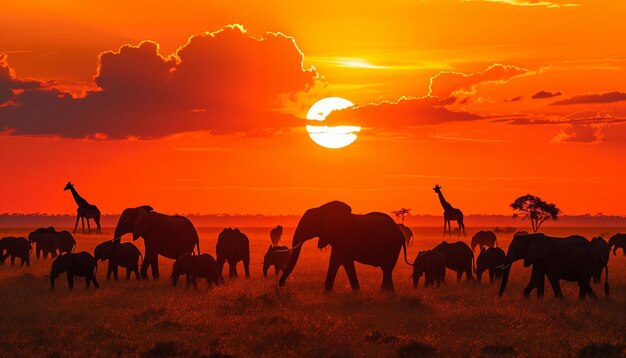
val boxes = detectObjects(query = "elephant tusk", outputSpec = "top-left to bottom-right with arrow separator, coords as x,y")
273,241 -> 304,253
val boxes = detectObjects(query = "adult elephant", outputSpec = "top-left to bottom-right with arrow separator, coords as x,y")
471,230 -> 497,251
28,227 -> 75,259
433,241 -> 474,281
113,206 -> 200,280
398,224 -> 414,247
590,236 -> 610,295
278,201 -> 408,292
499,233 -> 603,299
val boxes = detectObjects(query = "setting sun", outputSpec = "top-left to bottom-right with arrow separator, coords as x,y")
305,97 -> 361,149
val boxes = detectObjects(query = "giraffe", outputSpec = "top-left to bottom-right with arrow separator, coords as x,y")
433,184 -> 465,237
63,182 -> 101,235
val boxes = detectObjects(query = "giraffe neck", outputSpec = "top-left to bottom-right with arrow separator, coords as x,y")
70,187 -> 88,207
437,191 -> 453,211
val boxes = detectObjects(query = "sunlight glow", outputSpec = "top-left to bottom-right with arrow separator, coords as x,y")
305,97 -> 360,149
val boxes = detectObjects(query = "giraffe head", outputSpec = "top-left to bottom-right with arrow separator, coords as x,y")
433,184 -> 442,193
63,182 -> 74,191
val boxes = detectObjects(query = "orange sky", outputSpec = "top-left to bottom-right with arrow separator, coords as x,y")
1,0 -> 626,216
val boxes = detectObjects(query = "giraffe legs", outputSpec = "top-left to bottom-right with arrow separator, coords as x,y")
86,218 -> 91,234
73,215 -> 80,234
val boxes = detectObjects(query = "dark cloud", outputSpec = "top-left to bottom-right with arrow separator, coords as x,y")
324,96 -> 481,129
551,91 -> 626,105
531,90 -> 562,99
508,95 -> 523,102
0,25 -> 317,138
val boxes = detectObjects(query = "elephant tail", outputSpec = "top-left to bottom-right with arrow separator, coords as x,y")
402,239 -> 413,266
604,264 -> 609,297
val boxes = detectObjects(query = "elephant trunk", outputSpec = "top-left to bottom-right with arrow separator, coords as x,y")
498,266 -> 510,296
278,226 -> 307,287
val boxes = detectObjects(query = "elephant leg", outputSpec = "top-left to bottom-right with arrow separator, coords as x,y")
547,274 -> 562,299
91,274 -> 99,289
192,276 -> 198,289
106,262 -> 113,280
274,266 -> 279,276
140,252 -> 155,279
456,271 -> 462,282
216,257 -> 226,282
134,266 -> 141,281
243,257 -> 250,279
466,267 -> 474,281
36,248 -> 41,259
186,276 -> 191,289
324,251 -> 342,292
228,260 -> 238,278
381,266 -> 394,292
151,256 -> 160,280
126,268 -> 131,281
343,260 -> 360,291
67,273 -> 74,289
86,276 -> 90,289
524,267 -> 540,298
113,266 -> 119,281
537,273 -> 545,298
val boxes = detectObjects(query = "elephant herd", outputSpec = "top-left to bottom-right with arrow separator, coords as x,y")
1,202 -> 626,301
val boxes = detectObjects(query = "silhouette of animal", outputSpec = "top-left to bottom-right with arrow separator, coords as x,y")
471,230 -> 497,251
28,227 -> 75,259
263,245 -> 292,277
171,253 -> 219,289
433,185 -> 465,236
270,225 -> 283,246
412,250 -> 446,288
514,231 -> 529,237
50,252 -> 99,290
608,233 -> 626,255
475,247 -> 506,283
433,241 -> 474,281
279,201 -> 408,292
499,233 -> 605,300
590,236 -> 610,295
216,228 -> 250,281
113,206 -> 200,280
398,223 -> 414,247
63,182 -> 101,235
94,241 -> 143,281
0,237 -> 31,266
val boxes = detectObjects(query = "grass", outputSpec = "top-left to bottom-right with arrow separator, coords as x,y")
0,226 -> 625,356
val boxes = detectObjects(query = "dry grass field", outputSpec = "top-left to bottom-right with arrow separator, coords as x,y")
0,226 -> 625,357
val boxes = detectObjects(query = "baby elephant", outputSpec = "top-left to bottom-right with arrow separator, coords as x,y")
94,241 -> 143,281
50,252 -> 99,290
263,245 -> 292,277
476,247 -> 506,283
171,253 -> 219,289
0,236 -> 32,267
412,250 -> 446,288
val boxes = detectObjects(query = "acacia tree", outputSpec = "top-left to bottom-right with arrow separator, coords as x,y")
392,208 -> 411,224
510,194 -> 561,232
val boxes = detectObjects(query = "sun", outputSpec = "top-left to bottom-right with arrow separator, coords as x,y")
305,97 -> 361,149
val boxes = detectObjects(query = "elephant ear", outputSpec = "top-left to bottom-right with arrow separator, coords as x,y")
318,201 -> 352,249
132,208 -> 152,241
523,235 -> 551,267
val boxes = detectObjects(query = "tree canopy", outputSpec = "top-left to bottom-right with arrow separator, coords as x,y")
511,194 -> 561,232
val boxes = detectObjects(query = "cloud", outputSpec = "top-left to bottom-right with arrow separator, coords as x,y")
428,63 -> 530,98
0,25 -> 318,138
468,0 -> 580,8
531,90 -> 562,99
551,124 -> 603,144
551,91 -> 626,105
508,95 -> 523,102
325,96 -> 481,129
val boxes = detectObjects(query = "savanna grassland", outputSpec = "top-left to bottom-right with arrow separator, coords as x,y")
0,226 -> 625,357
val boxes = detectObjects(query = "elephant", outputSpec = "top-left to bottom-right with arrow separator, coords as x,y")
0,237 -> 31,266
498,233 -> 604,300
433,241 -> 474,281
398,223 -> 414,247
263,245 -> 292,277
608,233 -> 626,256
171,253 -> 219,289
590,236 -> 610,295
270,225 -> 283,247
471,230 -> 497,251
28,227 -> 76,259
412,250 -> 446,288
279,201 -> 408,292
216,228 -> 250,281
475,247 -> 506,283
113,206 -> 200,280
94,241 -> 143,281
50,252 -> 99,290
